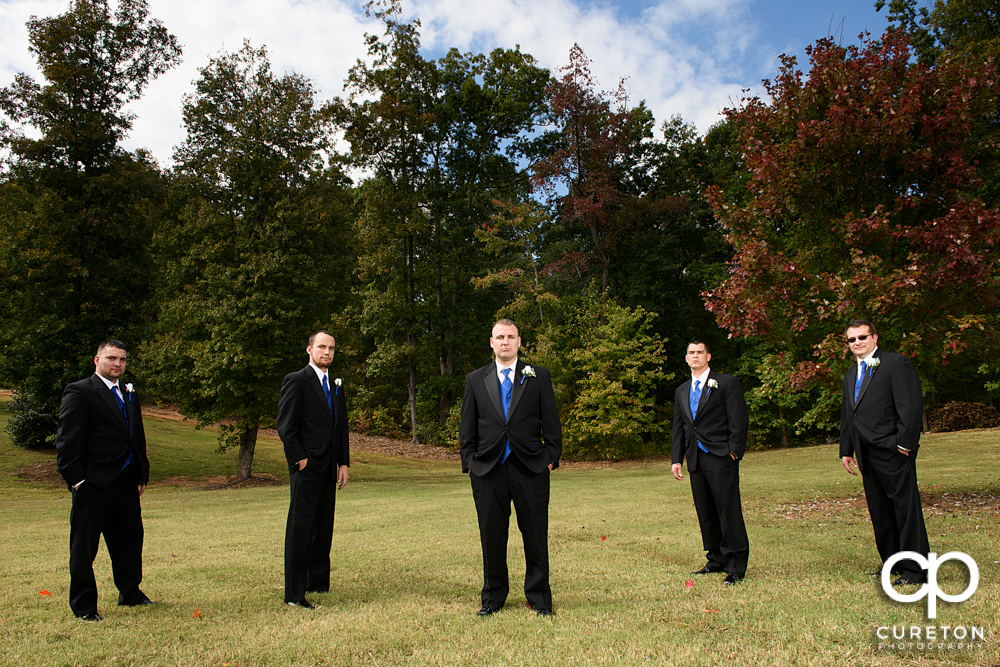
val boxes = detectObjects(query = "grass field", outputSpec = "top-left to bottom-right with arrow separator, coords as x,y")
1,400 -> 998,666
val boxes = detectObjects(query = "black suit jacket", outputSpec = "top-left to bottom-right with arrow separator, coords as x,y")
671,371 -> 749,470
56,374 -> 149,490
459,360 -> 562,476
839,349 -> 922,471
277,366 -> 349,475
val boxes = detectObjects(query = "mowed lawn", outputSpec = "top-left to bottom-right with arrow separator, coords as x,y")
1,402 -> 998,667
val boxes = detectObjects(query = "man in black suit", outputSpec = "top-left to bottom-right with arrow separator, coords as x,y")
277,330 -> 350,608
671,339 -> 750,585
460,318 -> 562,617
56,340 -> 153,621
839,319 -> 929,585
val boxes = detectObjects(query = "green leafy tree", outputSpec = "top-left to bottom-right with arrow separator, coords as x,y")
0,0 -> 180,446
335,0 -> 548,442
531,286 -> 672,460
149,42 -> 351,480
877,0 -> 1000,64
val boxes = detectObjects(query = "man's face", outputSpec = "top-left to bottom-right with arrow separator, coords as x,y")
490,324 -> 520,364
95,347 -> 127,380
308,333 -> 336,370
685,343 -> 711,375
846,325 -> 877,360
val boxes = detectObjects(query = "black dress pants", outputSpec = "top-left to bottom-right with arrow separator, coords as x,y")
284,465 -> 337,602
859,445 -> 930,579
68,465 -> 145,616
689,451 -> 749,578
470,455 -> 551,609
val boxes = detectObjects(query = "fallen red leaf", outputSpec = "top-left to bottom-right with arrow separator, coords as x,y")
601,536 -> 606,541
193,609 -> 200,619
39,590 -> 51,596
685,579 -> 694,589
703,608 -> 719,614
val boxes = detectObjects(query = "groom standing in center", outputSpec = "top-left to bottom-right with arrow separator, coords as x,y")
671,339 -> 750,585
460,318 -> 562,617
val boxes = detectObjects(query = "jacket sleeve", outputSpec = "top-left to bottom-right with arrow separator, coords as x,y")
724,376 -> 749,460
55,382 -> 88,488
277,372 -> 307,466
839,372 -> 854,458
670,387 -> 685,466
891,355 -> 923,451
459,374 -> 478,473
132,392 -> 150,485
337,385 -> 350,467
538,368 -> 562,470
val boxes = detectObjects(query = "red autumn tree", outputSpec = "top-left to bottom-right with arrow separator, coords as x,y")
706,29 -> 1000,425
532,44 -> 666,294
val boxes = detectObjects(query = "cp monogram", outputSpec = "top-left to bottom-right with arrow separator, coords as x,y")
881,551 -> 979,619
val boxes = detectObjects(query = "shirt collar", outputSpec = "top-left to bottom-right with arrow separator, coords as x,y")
858,347 -> 879,366
95,373 -> 119,391
691,367 -> 711,386
496,358 -> 518,379
308,362 -> 329,384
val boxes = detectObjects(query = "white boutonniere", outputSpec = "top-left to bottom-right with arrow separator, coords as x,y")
125,383 -> 134,402
707,378 -> 718,390
520,365 -> 536,385
334,378 -> 342,395
867,357 -> 880,377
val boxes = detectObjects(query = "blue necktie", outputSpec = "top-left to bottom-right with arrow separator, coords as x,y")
322,375 -> 333,414
690,379 -> 708,453
113,385 -> 128,427
501,368 -> 512,462
854,361 -> 867,404
113,386 -> 133,470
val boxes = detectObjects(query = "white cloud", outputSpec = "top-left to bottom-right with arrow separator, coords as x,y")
1,0 -> 779,166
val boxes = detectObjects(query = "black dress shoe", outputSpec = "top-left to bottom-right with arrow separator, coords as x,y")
119,598 -> 160,607
723,573 -> 743,585
692,565 -> 725,575
477,605 -> 501,617
535,607 -> 554,617
306,589 -> 329,594
78,613 -> 102,622
871,568 -> 905,577
286,600 -> 315,609
892,575 -> 927,586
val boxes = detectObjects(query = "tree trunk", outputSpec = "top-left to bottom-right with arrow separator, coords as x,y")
408,357 -> 420,444
236,424 -> 258,481
778,405 -> 789,449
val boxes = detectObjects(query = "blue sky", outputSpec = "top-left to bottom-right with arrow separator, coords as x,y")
0,0 -> 897,167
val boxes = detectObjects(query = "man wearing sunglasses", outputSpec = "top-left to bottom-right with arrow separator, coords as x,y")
839,319 -> 929,586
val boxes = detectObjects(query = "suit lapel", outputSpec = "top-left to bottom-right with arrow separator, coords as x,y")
483,365 -> 504,421
506,361 -> 526,421
680,379 -> 694,423
694,372 -> 712,419
124,386 -> 135,436
854,352 -> 878,409
93,375 -> 128,433
307,367 -> 333,422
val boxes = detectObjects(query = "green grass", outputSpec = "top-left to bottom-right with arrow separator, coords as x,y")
1,399 -> 998,666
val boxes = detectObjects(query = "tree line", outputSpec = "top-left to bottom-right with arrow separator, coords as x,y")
2,0 -> 998,479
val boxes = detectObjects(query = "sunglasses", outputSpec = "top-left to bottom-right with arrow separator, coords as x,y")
846,335 -> 871,344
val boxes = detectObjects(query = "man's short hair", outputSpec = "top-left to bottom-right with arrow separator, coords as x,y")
308,330 -> 334,347
845,319 -> 877,336
492,318 -> 518,334
687,338 -> 710,354
96,339 -> 127,354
